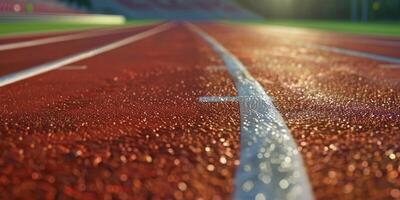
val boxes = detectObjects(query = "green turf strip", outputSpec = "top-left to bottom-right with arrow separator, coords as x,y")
234,20 -> 400,37
0,20 -> 158,36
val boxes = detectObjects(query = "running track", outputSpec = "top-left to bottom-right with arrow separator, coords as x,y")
0,22 -> 399,200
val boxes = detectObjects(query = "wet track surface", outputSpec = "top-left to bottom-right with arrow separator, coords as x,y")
200,23 -> 400,200
1,22 -> 400,199
243,24 -> 400,58
0,25 -> 241,199
0,24 -> 156,76
0,29 -> 100,45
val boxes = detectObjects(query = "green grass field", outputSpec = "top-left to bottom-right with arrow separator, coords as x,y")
238,20 -> 400,37
3,20 -> 399,37
0,20 -> 158,36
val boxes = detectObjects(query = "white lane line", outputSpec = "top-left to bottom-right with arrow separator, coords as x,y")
0,25 -> 149,51
187,23 -> 314,200
379,64 -> 400,69
303,43 -> 400,65
259,77 -> 275,85
199,96 -> 240,103
347,38 -> 400,47
0,23 -> 173,87
206,65 -> 226,72
260,25 -> 400,47
59,65 -> 88,70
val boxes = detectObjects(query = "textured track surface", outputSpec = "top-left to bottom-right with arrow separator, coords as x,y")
199,23 -> 400,200
242,24 -> 400,58
0,29 -> 95,45
0,24 -> 155,76
0,22 -> 400,199
0,25 -> 241,199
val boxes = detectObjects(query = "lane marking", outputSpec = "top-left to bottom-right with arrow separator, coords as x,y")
259,77 -> 275,85
59,65 -> 88,70
0,23 -> 173,87
259,25 -> 400,47
188,23 -> 314,200
303,43 -> 400,65
206,65 -> 226,72
0,24 -> 151,51
199,96 -> 239,103
345,38 -> 400,47
379,64 -> 400,69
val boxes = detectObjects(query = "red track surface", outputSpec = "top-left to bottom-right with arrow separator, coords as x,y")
0,27 -> 132,45
0,30 -> 86,45
0,24 -> 156,76
0,25 -> 240,199
199,23 -> 400,200
236,23 -> 400,58
1,22 -> 400,199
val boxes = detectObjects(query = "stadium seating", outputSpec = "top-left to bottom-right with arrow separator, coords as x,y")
90,0 -> 260,19
116,0 -> 241,12
0,0 -> 83,14
0,0 -> 258,19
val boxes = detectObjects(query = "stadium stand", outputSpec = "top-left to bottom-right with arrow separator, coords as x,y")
0,0 -> 126,25
92,0 -> 259,19
0,0 -> 258,20
0,0 -> 84,14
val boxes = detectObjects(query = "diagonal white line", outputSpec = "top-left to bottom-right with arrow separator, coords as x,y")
303,43 -> 400,65
206,65 -> 226,72
0,23 -> 173,87
199,96 -> 240,103
0,24 -> 152,51
379,64 -> 400,69
59,65 -> 88,70
255,25 -> 400,47
187,23 -> 314,200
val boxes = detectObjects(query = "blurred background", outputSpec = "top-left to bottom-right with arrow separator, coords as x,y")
0,0 -> 258,19
0,0 -> 399,36
239,0 -> 400,21
1,0 -> 399,20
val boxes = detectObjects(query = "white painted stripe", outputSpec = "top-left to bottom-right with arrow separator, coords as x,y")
259,25 -> 400,47
199,96 -> 240,103
379,64 -> 400,69
0,23 -> 173,87
59,65 -> 88,70
187,23 -> 314,200
304,43 -> 400,65
0,14 -> 126,25
0,24 -> 149,51
350,38 -> 400,47
206,65 -> 226,72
